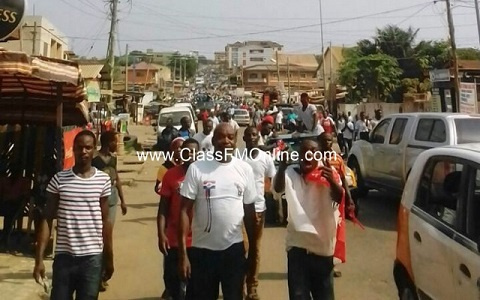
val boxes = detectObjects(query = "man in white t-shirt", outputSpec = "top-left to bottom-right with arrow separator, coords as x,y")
209,111 -> 219,129
193,119 -> 214,152
297,93 -> 321,134
354,111 -> 369,141
220,112 -> 240,140
273,139 -> 343,300
242,126 -> 276,300
179,123 -> 258,300
275,110 -> 283,132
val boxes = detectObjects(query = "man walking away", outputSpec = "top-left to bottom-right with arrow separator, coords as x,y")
275,110 -> 283,132
354,112 -> 369,141
273,139 -> 344,300
158,139 -> 199,300
369,109 -> 383,130
33,130 -> 113,299
343,116 -> 355,155
193,119 -> 214,152
242,127 -> 276,300
178,123 -> 258,300
92,131 -> 128,291
297,93 -> 323,134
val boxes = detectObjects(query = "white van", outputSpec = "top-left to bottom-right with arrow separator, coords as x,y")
156,106 -> 196,135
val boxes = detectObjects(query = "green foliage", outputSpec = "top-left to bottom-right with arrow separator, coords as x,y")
457,48 -> 480,60
167,52 -> 198,80
341,25 -> 451,102
339,50 -> 402,102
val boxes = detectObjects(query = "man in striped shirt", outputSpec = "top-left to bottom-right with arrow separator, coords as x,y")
33,130 -> 114,299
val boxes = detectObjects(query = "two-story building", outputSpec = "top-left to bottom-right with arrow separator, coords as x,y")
0,16 -> 69,59
242,54 -> 319,92
225,41 -> 283,69
122,62 -> 171,91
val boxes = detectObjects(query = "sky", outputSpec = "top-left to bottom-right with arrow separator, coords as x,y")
28,0 -> 480,59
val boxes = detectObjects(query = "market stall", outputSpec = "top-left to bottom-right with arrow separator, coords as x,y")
0,49 -> 88,249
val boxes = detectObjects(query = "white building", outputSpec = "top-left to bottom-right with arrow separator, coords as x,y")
1,16 -> 69,60
225,41 -> 283,69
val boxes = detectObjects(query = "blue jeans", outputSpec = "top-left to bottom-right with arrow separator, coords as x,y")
288,248 -> 335,300
51,254 -> 103,300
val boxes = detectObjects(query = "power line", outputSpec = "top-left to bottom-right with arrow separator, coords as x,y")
58,0 -> 107,19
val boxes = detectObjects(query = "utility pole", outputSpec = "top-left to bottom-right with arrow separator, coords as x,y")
275,50 -> 281,88
32,22 -> 37,55
173,58 -> 177,94
287,56 -> 291,100
475,0 -> 480,47
184,57 -> 187,84
124,44 -> 129,93
106,0 -> 119,102
318,0 -> 327,104
179,56 -> 183,89
445,0 -> 460,111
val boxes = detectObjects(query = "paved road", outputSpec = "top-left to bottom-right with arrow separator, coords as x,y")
101,125 -> 400,300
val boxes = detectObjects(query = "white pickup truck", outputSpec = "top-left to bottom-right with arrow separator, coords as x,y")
348,113 -> 480,197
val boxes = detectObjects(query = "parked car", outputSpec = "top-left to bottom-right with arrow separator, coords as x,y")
348,113 -> 480,198
156,106 -> 196,135
267,133 -> 358,224
233,109 -> 251,126
394,144 -> 480,300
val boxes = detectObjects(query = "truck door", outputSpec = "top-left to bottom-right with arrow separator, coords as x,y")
370,118 -> 392,184
380,118 -> 409,191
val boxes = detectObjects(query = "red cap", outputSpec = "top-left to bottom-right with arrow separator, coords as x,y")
262,115 -> 274,125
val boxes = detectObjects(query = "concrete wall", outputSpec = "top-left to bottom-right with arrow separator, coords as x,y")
339,103 -> 403,118
1,16 -> 68,59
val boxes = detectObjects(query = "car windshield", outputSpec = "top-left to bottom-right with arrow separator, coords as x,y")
235,110 -> 249,116
158,111 -> 190,126
455,119 -> 480,143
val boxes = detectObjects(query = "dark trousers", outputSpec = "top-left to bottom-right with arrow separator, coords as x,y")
164,248 -> 189,300
337,133 -> 345,154
288,248 -> 334,300
51,254 -> 103,300
344,138 -> 353,154
186,242 -> 246,300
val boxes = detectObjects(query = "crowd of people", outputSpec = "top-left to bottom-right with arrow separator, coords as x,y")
31,93 -> 383,300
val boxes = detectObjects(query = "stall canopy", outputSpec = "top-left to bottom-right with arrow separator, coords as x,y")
0,49 -> 88,125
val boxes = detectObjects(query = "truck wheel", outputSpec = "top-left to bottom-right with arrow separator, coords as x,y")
348,158 -> 369,198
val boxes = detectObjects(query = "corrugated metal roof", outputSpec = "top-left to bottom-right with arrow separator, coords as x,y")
79,64 -> 104,79
277,54 -> 319,68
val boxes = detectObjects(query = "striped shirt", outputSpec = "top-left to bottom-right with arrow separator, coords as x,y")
47,168 -> 111,256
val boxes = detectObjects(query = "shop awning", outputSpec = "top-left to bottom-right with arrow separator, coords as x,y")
0,49 -> 88,125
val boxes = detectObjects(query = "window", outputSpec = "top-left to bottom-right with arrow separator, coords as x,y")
300,73 -> 307,78
455,119 -> 480,143
249,49 -> 264,54
250,57 -> 264,62
261,73 -> 267,79
465,169 -> 480,241
371,119 -> 391,144
248,73 -> 258,79
389,118 -> 408,145
415,119 -> 446,143
415,158 -> 464,228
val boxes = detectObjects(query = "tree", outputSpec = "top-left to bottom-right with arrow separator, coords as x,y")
167,52 -> 198,80
457,48 -> 480,60
339,50 -> 402,103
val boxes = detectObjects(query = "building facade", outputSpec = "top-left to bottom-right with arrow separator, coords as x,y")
242,54 -> 318,92
225,41 -> 283,69
122,62 -> 171,91
144,50 -> 175,66
0,16 -> 69,60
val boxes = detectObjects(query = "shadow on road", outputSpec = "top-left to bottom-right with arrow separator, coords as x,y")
356,190 -> 401,232
126,203 -> 159,209
0,271 -> 34,282
259,272 -> 287,280
122,217 -> 156,225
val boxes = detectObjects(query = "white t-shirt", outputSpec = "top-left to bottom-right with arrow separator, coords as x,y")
180,158 -> 258,250
355,120 -> 369,139
278,165 -> 341,256
343,121 -> 355,140
227,119 -> 240,132
258,132 -> 273,146
209,116 -> 219,129
370,118 -> 381,130
337,119 -> 346,134
297,104 -> 317,131
275,111 -> 283,124
193,132 -> 213,152
243,150 -> 276,212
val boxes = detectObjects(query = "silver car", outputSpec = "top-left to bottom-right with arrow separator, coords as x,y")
233,109 -> 251,126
